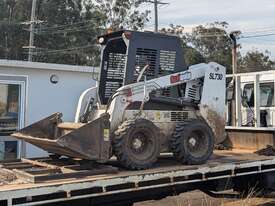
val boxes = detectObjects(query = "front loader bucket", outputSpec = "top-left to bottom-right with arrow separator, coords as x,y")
12,113 -> 111,163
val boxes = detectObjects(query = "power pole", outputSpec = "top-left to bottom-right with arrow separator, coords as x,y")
28,0 -> 37,61
230,32 -> 237,75
229,31 -> 241,127
154,0 -> 158,33
147,0 -> 169,32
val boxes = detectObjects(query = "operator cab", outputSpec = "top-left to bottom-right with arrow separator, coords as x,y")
97,30 -> 187,105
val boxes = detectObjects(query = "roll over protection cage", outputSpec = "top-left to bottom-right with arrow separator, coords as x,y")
97,30 -> 187,105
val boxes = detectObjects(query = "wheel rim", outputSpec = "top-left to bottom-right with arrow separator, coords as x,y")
128,129 -> 155,161
186,130 -> 209,158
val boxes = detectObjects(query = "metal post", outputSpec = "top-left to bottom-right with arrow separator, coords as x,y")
229,32 -> 238,126
232,47 -> 237,75
147,0 -> 168,33
254,74 -> 260,127
235,76 -> 242,126
28,0 -> 37,61
154,0 -> 158,33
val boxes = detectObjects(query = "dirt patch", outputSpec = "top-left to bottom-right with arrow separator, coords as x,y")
0,168 -> 19,185
135,190 -> 275,206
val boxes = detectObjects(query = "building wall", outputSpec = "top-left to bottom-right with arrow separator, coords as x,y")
0,65 -> 96,158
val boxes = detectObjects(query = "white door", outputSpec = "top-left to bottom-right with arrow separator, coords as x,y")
0,75 -> 26,160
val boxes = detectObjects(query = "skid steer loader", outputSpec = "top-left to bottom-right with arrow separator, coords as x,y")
12,30 -> 226,170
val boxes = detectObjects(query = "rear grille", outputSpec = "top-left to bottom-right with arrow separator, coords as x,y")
188,87 -> 197,99
135,48 -> 157,79
170,112 -> 188,122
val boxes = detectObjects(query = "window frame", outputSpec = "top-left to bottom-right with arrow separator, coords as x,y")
0,74 -> 27,159
242,81 -> 275,108
259,82 -> 275,107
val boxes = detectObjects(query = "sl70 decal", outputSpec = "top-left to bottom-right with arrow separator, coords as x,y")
209,73 -> 223,80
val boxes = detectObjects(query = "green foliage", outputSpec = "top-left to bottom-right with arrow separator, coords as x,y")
0,0 -> 149,65
183,46 -> 205,66
185,22 -> 233,73
34,0 -> 149,65
93,0 -> 150,31
161,22 -> 275,74
160,23 -> 232,72
238,50 -> 274,73
34,0 -> 101,65
0,0 -> 30,60
0,22 -> 28,60
1,1 -> 274,72
160,24 -> 205,66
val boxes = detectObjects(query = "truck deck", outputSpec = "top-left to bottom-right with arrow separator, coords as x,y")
1,150 -> 275,206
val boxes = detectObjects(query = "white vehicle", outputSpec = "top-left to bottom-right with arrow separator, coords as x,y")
226,70 -> 275,151
229,71 -> 275,127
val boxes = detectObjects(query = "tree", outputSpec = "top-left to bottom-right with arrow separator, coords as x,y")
33,0 -> 102,65
183,46 -> 205,66
35,0 -> 149,65
160,24 -> 205,66
0,0 -> 150,65
0,0 -> 31,60
161,23 -> 275,74
0,22 -> 28,60
185,22 -> 233,73
238,50 -> 274,73
92,0 -> 150,31
160,23 -> 232,70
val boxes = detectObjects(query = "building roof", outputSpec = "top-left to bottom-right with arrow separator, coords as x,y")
0,59 -> 99,73
226,69 -> 275,77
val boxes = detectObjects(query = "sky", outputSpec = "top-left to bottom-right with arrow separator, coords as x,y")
143,0 -> 275,60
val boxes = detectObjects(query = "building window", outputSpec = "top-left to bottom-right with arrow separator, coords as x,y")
243,82 -> 275,107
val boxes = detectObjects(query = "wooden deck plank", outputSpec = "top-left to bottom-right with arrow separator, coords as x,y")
0,150 -> 273,191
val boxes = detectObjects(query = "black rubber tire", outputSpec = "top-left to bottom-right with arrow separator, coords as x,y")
112,119 -> 160,170
170,119 -> 214,165
107,203 -> 133,206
